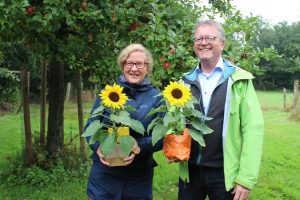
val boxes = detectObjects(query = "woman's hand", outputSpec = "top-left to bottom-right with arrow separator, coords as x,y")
123,141 -> 140,165
96,147 -> 111,166
123,153 -> 136,165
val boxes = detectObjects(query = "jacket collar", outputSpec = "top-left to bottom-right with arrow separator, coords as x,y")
117,74 -> 153,92
183,58 -> 237,82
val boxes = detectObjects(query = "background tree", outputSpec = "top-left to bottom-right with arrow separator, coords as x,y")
250,20 -> 300,90
0,0 -> 279,165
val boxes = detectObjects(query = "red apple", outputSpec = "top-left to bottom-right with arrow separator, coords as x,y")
169,48 -> 175,54
130,22 -> 138,31
82,2 -> 88,8
26,7 -> 34,14
163,61 -> 171,69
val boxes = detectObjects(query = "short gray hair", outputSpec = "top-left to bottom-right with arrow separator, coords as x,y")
117,44 -> 154,73
194,20 -> 225,41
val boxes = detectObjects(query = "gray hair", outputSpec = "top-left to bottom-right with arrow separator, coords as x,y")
194,20 -> 225,41
117,43 -> 154,73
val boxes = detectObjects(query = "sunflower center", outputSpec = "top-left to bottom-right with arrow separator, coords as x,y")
109,92 -> 120,102
171,89 -> 183,99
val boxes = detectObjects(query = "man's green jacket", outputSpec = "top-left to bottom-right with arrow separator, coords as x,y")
182,59 -> 264,191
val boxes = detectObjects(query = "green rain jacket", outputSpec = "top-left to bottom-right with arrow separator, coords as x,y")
183,59 -> 264,191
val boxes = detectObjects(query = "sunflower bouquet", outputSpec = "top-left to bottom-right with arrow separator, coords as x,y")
147,81 -> 212,181
82,83 -> 145,166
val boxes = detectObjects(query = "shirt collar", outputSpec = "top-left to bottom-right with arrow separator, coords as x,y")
196,57 -> 224,75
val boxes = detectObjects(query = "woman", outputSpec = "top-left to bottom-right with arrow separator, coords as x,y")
86,44 -> 163,200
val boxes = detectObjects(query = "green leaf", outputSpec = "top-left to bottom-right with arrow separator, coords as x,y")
119,136 -> 135,156
166,128 -> 174,135
89,130 -> 107,144
147,116 -> 160,133
169,105 -> 176,112
190,109 -> 204,118
179,161 -> 189,182
110,111 -> 131,125
129,119 -> 145,135
91,105 -> 105,115
101,133 -> 116,156
163,112 -> 175,127
191,120 -> 213,135
189,129 -> 205,146
124,105 -> 136,112
146,105 -> 166,117
81,121 -> 104,137
185,98 -> 195,109
152,124 -> 168,145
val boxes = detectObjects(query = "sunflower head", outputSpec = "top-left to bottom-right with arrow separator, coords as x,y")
99,83 -> 128,109
162,81 -> 192,107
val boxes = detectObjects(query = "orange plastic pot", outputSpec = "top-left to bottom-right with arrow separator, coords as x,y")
162,128 -> 191,161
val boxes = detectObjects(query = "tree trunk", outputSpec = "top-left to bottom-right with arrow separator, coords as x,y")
40,59 -> 47,146
46,61 -> 64,157
21,69 -> 34,167
289,80 -> 299,120
75,70 -> 86,159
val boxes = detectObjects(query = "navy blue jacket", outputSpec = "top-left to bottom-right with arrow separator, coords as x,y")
85,75 -> 163,178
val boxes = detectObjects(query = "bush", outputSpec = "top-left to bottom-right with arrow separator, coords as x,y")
0,135 -> 91,187
0,68 -> 20,112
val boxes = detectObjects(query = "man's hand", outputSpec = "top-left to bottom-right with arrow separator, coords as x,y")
232,184 -> 251,200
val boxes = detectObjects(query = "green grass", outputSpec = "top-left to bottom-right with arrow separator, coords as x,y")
1,91 -> 300,199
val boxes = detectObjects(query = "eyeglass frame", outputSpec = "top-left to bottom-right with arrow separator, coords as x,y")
194,36 -> 219,44
123,61 -> 149,69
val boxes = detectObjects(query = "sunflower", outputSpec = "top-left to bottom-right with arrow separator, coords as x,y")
162,81 -> 191,107
99,83 -> 128,109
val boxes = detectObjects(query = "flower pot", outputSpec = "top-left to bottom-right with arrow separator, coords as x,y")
162,128 -> 191,161
105,143 -> 128,166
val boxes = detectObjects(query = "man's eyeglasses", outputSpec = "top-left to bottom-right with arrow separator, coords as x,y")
124,62 -> 148,69
194,36 -> 218,44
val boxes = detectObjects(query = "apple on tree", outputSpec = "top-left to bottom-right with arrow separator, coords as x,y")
169,48 -> 175,54
163,61 -> 171,69
26,6 -> 35,15
82,2 -> 88,8
130,22 -> 138,31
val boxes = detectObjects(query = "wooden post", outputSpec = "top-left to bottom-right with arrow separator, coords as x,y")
40,59 -> 47,146
75,70 -> 86,158
291,80 -> 299,110
65,82 -> 72,102
283,87 -> 287,110
289,80 -> 300,120
21,69 -> 34,167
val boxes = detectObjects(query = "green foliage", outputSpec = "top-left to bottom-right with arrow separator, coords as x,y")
0,0 -> 281,91
148,83 -> 212,147
250,20 -> 300,89
0,68 -> 20,104
82,84 -> 144,157
0,135 -> 90,187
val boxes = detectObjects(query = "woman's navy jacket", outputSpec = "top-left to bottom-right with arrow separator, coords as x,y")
85,76 -> 163,178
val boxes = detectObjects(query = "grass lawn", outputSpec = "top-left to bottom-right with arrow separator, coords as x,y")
0,91 -> 299,200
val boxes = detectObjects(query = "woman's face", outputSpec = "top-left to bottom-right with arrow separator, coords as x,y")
123,51 -> 148,84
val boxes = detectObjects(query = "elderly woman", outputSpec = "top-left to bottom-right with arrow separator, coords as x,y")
85,44 -> 163,200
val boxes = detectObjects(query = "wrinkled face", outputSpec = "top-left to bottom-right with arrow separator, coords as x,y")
193,24 -> 224,65
123,51 -> 148,84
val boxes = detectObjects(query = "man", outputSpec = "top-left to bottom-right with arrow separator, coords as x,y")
180,20 -> 264,200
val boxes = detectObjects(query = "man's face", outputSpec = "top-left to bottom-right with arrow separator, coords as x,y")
193,24 -> 224,65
